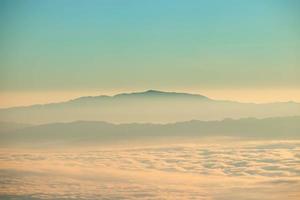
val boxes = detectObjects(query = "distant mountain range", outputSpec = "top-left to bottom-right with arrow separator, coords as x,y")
1,116 -> 299,147
0,90 -> 299,124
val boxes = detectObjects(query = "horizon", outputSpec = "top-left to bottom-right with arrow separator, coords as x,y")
1,88 -> 300,109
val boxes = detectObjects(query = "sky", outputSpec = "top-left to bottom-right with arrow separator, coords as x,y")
0,0 -> 299,107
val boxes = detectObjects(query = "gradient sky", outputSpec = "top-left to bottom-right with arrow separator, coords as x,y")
0,0 -> 299,107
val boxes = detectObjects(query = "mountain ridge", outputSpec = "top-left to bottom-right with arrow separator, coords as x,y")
1,116 -> 299,147
0,90 -> 299,124
0,90 -> 211,110
1,90 -> 298,110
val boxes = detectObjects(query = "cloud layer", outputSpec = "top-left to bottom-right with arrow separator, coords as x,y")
0,140 -> 300,199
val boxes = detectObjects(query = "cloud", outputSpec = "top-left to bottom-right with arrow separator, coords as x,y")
0,140 -> 300,199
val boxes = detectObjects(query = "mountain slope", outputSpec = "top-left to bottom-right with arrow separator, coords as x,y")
0,121 -> 31,133
1,116 -> 299,147
0,90 -> 299,124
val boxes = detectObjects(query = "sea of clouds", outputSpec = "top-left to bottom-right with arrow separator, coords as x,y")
0,140 -> 299,199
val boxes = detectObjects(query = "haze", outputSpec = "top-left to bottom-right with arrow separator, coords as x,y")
0,1 -> 299,200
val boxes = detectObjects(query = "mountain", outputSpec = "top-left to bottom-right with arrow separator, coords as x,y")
0,121 -> 31,133
0,90 -> 299,124
113,90 -> 209,99
1,116 -> 299,147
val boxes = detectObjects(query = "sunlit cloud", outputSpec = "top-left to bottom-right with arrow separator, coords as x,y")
0,140 -> 299,199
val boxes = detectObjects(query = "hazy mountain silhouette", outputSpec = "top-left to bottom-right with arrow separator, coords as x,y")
0,121 -> 31,133
1,116 -> 299,147
112,90 -> 209,99
0,90 -> 299,124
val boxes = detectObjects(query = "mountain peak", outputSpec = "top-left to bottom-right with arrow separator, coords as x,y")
66,90 -> 210,104
114,90 -> 209,99
144,89 -> 164,94
140,89 -> 173,95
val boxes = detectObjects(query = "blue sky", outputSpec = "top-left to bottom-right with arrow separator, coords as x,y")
0,0 -> 299,105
